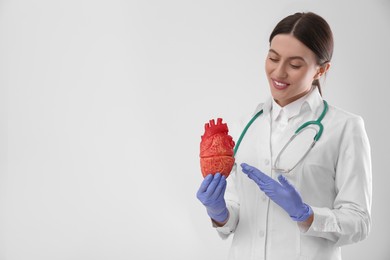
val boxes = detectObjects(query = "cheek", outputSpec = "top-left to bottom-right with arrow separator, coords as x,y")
291,69 -> 313,84
303,70 -> 317,84
301,66 -> 318,81
265,60 -> 273,76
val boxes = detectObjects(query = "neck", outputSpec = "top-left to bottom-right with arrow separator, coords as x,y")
275,88 -> 312,107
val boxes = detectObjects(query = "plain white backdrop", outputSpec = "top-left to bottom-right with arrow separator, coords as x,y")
0,0 -> 389,259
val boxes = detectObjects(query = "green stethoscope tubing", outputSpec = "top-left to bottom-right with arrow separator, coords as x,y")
233,100 -> 328,157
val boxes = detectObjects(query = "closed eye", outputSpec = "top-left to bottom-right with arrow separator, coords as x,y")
290,64 -> 302,69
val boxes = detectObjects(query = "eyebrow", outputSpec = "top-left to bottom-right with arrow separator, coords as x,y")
268,49 -> 306,62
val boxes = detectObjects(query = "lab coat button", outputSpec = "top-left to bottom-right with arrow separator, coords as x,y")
259,230 -> 265,237
264,159 -> 270,165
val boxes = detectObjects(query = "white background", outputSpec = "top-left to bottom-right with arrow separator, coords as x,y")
1,0 -> 389,259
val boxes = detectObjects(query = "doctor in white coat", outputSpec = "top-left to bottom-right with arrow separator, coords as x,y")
197,12 -> 372,260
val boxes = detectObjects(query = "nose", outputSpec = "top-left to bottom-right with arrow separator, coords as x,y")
274,63 -> 288,79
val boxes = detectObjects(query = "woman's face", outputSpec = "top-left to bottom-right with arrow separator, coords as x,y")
265,34 -> 322,107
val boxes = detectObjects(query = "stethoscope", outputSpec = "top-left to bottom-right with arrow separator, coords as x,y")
233,100 -> 328,174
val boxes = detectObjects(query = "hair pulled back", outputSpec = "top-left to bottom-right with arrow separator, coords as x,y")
269,12 -> 334,95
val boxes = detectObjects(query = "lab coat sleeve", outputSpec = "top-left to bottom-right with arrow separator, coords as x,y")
212,164 -> 240,239
303,116 -> 372,246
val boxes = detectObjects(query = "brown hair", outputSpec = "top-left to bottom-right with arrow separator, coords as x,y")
269,12 -> 334,95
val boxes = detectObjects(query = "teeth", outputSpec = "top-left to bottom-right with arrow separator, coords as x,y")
274,80 -> 287,86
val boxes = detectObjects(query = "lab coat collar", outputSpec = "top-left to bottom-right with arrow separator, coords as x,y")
254,87 -> 323,119
271,96 -> 307,121
303,87 -> 324,117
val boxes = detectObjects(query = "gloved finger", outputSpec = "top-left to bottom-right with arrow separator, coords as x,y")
261,184 -> 279,193
278,174 -> 295,190
241,163 -> 270,183
205,173 -> 223,196
212,175 -> 227,200
262,189 -> 275,197
197,174 -> 214,194
245,170 -> 264,186
258,181 -> 274,192
259,179 -> 282,193
208,174 -> 226,200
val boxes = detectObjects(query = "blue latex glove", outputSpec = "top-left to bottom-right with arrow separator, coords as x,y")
241,163 -> 312,222
196,173 -> 229,223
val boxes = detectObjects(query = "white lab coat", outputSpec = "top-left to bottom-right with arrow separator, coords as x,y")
215,89 -> 372,260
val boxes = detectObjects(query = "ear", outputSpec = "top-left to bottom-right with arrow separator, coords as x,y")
314,63 -> 331,80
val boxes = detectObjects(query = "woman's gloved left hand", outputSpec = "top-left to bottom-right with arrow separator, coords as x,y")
240,163 -> 313,222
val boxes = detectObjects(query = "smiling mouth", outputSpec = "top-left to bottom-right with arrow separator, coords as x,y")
272,79 -> 289,90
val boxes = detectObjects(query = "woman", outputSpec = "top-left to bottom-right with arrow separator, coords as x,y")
196,12 -> 372,259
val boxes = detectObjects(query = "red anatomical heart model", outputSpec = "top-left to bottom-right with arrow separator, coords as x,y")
200,118 -> 235,178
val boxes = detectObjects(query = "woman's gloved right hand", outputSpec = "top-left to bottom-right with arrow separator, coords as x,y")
196,173 -> 229,223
